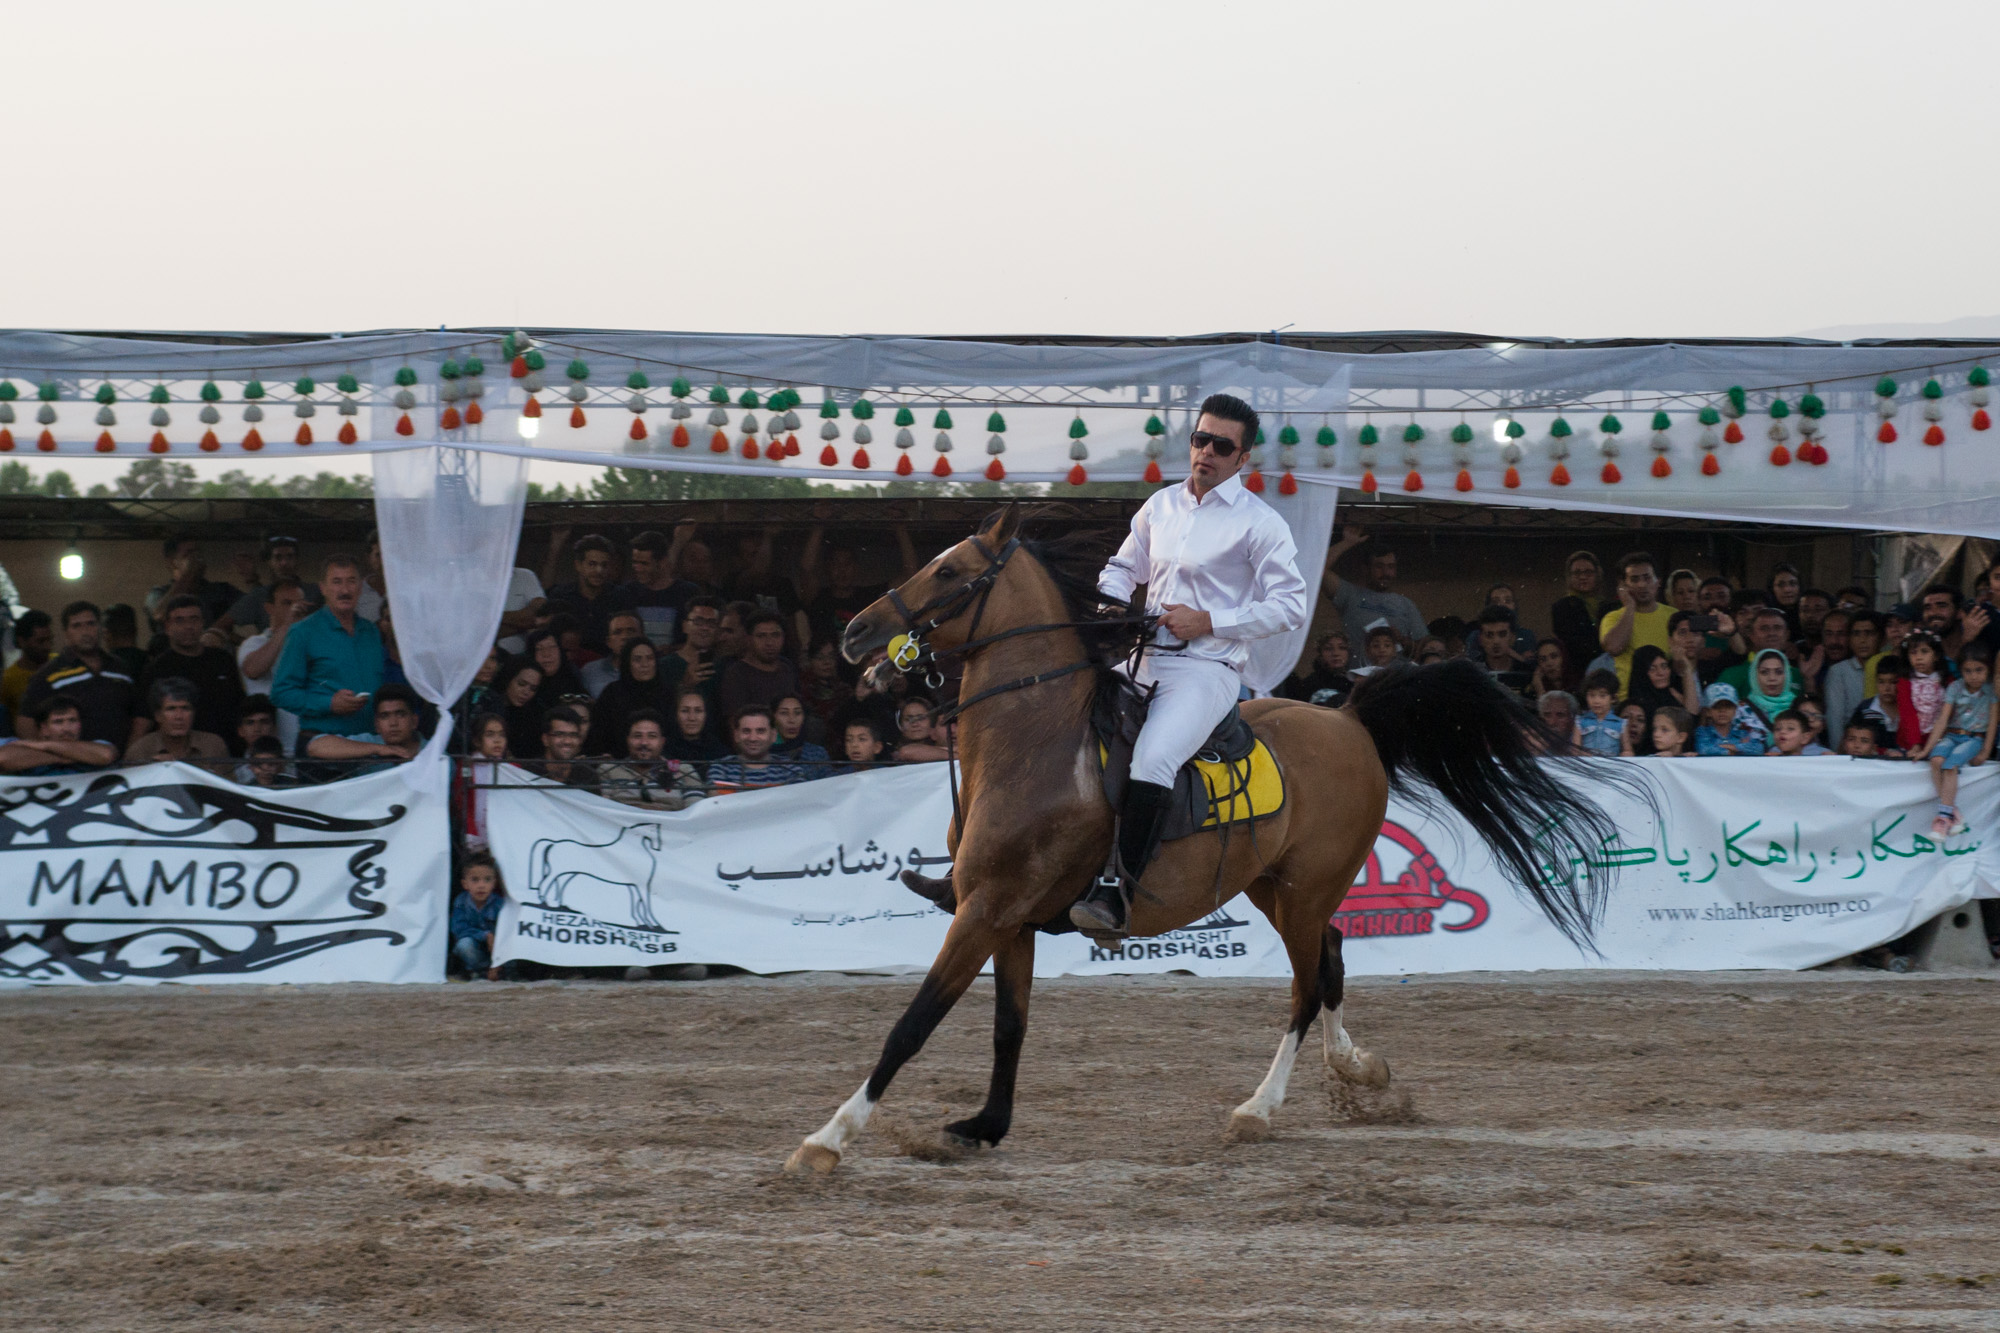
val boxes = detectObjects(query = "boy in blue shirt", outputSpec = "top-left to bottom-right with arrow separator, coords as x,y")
1576,669 -> 1624,757
450,852 -> 505,980
1694,683 -> 1767,756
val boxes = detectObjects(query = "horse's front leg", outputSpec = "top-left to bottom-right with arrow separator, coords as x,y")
786,912 -> 1002,1174
944,924 -> 1034,1148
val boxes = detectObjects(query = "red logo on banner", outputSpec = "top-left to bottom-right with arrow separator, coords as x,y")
1333,821 -> 1490,939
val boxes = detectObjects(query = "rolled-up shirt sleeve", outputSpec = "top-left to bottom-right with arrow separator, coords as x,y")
1207,514 -> 1308,640
1096,503 -> 1152,606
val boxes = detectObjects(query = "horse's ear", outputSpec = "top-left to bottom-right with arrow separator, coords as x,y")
978,503 -> 1023,547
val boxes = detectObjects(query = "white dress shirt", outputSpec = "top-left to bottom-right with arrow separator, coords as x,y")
1097,472 -> 1309,673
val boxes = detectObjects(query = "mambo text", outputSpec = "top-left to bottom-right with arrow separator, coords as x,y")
19,858 -> 309,912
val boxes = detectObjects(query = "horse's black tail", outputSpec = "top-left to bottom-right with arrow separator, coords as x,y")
1348,659 -> 1644,949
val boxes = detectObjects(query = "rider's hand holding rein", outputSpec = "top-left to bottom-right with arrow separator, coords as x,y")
1159,604 -> 1213,641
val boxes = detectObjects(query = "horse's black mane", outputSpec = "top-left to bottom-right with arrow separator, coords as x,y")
1017,526 -> 1150,662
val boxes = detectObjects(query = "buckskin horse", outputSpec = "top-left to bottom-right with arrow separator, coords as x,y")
785,505 -> 1627,1173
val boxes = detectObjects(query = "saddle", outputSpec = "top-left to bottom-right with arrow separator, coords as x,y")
1090,670 -> 1284,843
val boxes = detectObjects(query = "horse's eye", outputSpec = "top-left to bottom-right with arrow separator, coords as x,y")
935,565 -> 956,580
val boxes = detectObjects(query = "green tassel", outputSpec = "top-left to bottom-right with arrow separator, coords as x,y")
708,385 -> 730,404
1769,399 -> 1790,419
987,411 -> 1007,433
148,384 -> 170,405
201,380 -> 223,401
244,380 -> 266,400
565,359 -> 590,381
670,375 -> 693,399
1068,417 -> 1089,439
1504,419 -> 1525,439
0,380 -> 15,402
1599,414 -> 1622,434
94,383 -> 116,405
1315,425 -> 1336,447
739,388 -> 761,409
1278,424 -> 1300,446
501,333 -> 517,359
1255,428 -> 1265,445
1549,417 -> 1573,438
933,408 -> 954,429
1972,366 -> 1991,388
1875,377 -> 1897,398
1650,411 -> 1672,430
1449,422 -> 1474,444
524,349 -> 547,373
1726,386 -> 1747,414
464,357 -> 484,377
37,381 -> 58,402
1923,378 -> 1943,400
893,405 -> 915,427
439,360 -> 462,380
293,377 -> 314,395
1402,423 -> 1424,444
1358,424 -> 1380,446
1145,414 -> 1166,437
1799,393 -> 1825,418
394,367 -> 418,388
335,373 -> 360,395
852,399 -> 875,420
1697,405 -> 1720,425
627,370 -> 650,391
819,399 -> 841,419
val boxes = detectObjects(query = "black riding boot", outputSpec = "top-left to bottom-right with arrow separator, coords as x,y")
1071,779 -> 1172,937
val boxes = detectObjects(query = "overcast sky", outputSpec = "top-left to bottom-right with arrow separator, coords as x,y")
10,0 -> 1998,344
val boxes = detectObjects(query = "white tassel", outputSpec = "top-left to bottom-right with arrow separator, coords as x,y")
243,404 -> 264,423
522,371 -> 545,395
1877,396 -> 1898,420
567,384 -> 589,405
895,427 -> 914,450
36,404 -> 56,425
853,423 -> 873,445
986,433 -> 1006,455
1069,438 -> 1089,461
439,379 -> 462,403
393,389 -> 416,411
1598,434 -> 1620,459
95,405 -> 115,427
1698,425 -> 1718,450
200,404 -> 221,424
1767,421 -> 1789,444
820,421 -> 840,441
935,431 -> 952,452
740,412 -> 759,434
1280,443 -> 1298,470
0,404 -> 13,424
462,375 -> 484,400
1498,441 -> 1522,465
1358,445 -> 1379,471
1923,399 -> 1944,422
783,409 -> 801,431
628,392 -> 648,414
669,401 -> 692,420
1650,429 -> 1671,454
338,396 -> 359,417
149,406 -> 170,428
1973,385 -> 1992,408
1546,434 -> 1569,460
294,400 -> 315,418
708,405 -> 730,427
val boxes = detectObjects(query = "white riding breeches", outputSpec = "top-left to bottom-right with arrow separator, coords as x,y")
1129,653 -> 1244,788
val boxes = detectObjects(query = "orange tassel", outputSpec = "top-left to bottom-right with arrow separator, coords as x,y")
465,401 -> 484,425
1877,421 -> 1897,443
149,432 -> 169,453
395,413 -> 414,436
785,433 -> 800,455
853,449 -> 872,469
1067,463 -> 1087,485
1551,463 -> 1571,486
1975,408 -> 1992,431
1402,470 -> 1422,492
36,430 -> 55,451
1601,462 -> 1621,484
985,458 -> 1006,481
338,421 -> 358,445
522,396 -> 542,418
0,428 -> 12,451
1502,466 -> 1520,489
95,432 -> 115,452
821,445 -> 839,466
629,418 -> 648,441
1244,470 -> 1264,492
1278,471 -> 1298,495
295,424 -> 313,446
440,406 -> 462,431
1723,421 -> 1744,444
1924,423 -> 1945,446
200,430 -> 219,452
671,423 -> 690,448
894,453 -> 913,475
1143,460 -> 1162,483
710,431 -> 729,452
1651,455 -> 1671,478
570,406 -> 587,429
931,455 -> 952,477
1453,469 -> 1472,492
510,355 -> 528,378
743,437 -> 760,458
1360,470 -> 1377,494
1701,452 -> 1720,476
242,429 -> 264,451
1769,444 -> 1791,466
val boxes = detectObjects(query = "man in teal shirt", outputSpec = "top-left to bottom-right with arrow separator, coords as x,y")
272,555 -> 384,752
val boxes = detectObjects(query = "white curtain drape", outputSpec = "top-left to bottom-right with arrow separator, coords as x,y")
1247,482 -> 1337,694
372,446 -> 529,792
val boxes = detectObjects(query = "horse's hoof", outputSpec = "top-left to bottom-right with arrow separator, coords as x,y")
1350,1051 -> 1392,1089
785,1142 -> 841,1175
1224,1112 -> 1271,1144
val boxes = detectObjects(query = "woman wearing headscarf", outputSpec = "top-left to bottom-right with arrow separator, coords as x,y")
664,687 -> 730,777
1741,647 -> 1800,731
1525,636 -> 1582,700
1766,562 -> 1805,636
523,627 -> 587,715
586,638 -> 686,756
492,655 -> 547,760
1626,644 -> 1694,719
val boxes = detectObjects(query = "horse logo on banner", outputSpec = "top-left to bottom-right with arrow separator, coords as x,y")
525,823 -> 675,935
1334,821 -> 1491,939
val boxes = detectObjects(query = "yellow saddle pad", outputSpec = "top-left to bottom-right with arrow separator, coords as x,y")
1099,738 -> 1285,836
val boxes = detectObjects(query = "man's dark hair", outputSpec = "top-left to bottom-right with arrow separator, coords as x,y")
685,595 -> 724,617
238,694 -> 277,722
542,705 -> 585,734
626,707 -> 666,734
161,534 -> 196,560
1698,575 -> 1733,593
322,553 -> 362,578
103,603 -> 136,636
60,599 -> 100,629
544,612 -> 582,642
264,577 -> 304,603
149,676 -> 198,713
1581,669 -> 1621,698
1752,607 -> 1789,628
724,599 -> 757,625
1666,609 -> 1695,636
374,683 -> 421,717
1773,708 -> 1810,729
1924,584 -> 1965,609
844,717 -> 883,745
1616,550 -> 1657,579
160,593 -> 204,620
743,608 -> 784,635
14,608 -> 50,638
1800,587 -> 1832,605
571,533 -> 615,560
1565,549 -> 1601,571
1364,625 -> 1397,643
29,695 -> 79,724
1875,656 -> 1903,678
247,734 -> 286,757
629,530 -> 670,557
732,703 -> 775,731
1475,603 -> 1515,629
1366,546 -> 1398,566
1195,392 -> 1259,450
1848,609 -> 1885,633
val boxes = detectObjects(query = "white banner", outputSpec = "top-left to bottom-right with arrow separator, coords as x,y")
0,761 -> 448,985
488,759 -> 2000,977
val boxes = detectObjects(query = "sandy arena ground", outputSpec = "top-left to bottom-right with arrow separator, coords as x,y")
5,968 -> 2000,1331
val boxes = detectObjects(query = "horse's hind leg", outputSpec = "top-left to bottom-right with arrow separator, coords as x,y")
1319,923 -> 1390,1088
944,925 -> 1034,1148
1226,886 -> 1327,1144
786,913 -> 1000,1174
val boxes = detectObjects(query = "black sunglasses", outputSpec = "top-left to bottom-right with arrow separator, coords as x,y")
1189,429 -> 1242,457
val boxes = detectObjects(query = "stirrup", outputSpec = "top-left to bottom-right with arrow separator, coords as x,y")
1070,870 -> 1131,939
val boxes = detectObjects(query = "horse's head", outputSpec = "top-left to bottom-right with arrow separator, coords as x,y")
841,504 -> 1031,666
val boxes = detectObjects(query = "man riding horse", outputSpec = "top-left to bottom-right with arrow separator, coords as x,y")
1071,392 -> 1309,937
